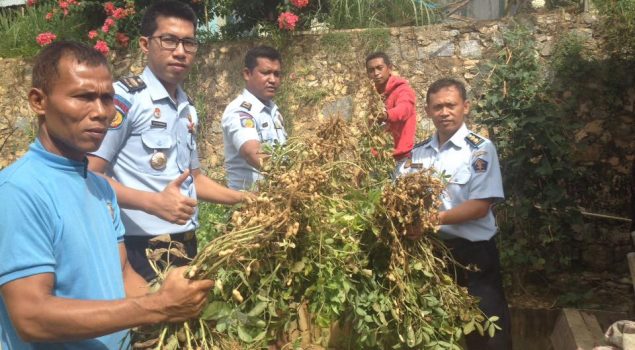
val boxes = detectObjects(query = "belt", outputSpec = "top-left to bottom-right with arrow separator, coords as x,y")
126,230 -> 196,243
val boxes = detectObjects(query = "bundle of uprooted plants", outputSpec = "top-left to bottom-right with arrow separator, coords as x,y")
130,93 -> 496,350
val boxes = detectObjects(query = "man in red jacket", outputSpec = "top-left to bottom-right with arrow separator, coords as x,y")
366,52 -> 417,161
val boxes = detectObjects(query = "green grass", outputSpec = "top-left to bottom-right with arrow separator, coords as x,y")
326,0 -> 440,29
0,3 -> 91,58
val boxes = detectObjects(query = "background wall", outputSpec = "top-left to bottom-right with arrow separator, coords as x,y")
0,10 -> 632,281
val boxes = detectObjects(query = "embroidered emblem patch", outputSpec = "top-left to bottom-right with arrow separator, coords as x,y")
472,150 -> 488,158
472,158 -> 488,173
110,95 -> 130,129
110,111 -> 124,129
153,108 -> 161,119
240,112 -> 255,128
240,101 -> 252,111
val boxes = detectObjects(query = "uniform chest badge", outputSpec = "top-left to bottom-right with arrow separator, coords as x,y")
472,158 -> 488,173
150,151 -> 167,170
262,122 -> 269,128
153,108 -> 161,119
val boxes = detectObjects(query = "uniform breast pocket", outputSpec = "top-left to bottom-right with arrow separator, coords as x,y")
139,129 -> 174,175
445,166 -> 471,203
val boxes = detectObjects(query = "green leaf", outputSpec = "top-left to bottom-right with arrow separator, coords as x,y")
463,320 -> 475,335
237,325 -> 253,343
201,301 -> 233,321
247,301 -> 268,317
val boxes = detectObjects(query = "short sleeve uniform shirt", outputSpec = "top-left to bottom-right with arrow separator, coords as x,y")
396,124 -> 504,241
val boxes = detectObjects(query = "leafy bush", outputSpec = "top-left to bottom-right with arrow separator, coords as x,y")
593,0 -> 635,59
473,25 -> 582,286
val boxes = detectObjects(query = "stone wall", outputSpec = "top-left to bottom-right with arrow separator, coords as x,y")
0,11 -> 632,270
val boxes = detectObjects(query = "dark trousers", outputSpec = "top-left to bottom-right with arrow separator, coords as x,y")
124,231 -> 198,282
444,237 -> 512,350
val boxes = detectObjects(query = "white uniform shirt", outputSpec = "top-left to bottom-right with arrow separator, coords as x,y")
396,123 -> 504,241
91,67 -> 199,236
221,89 -> 287,190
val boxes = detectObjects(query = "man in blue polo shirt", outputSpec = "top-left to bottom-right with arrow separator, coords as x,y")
0,41 -> 213,350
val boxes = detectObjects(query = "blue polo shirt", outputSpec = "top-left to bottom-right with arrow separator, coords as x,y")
0,139 -> 128,349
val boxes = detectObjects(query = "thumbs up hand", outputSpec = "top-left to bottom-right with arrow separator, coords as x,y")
152,169 -> 197,225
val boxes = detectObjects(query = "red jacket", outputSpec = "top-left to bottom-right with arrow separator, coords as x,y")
383,75 -> 416,159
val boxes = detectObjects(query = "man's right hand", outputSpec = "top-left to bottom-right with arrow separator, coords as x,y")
154,266 -> 214,323
152,170 -> 197,225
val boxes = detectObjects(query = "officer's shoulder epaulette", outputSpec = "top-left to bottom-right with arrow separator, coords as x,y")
118,76 -> 146,93
413,137 -> 432,149
239,101 -> 252,111
465,132 -> 485,148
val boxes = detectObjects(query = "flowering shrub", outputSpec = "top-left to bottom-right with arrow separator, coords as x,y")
35,32 -> 57,46
277,11 -> 299,31
276,0 -> 310,32
30,0 -> 136,56
290,0 -> 309,8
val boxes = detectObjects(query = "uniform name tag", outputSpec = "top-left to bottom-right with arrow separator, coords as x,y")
151,120 -> 167,129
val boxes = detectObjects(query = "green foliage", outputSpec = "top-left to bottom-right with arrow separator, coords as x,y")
0,2 -> 88,57
593,0 -> 635,59
196,202 -> 232,249
473,25 -> 582,285
326,0 -> 439,28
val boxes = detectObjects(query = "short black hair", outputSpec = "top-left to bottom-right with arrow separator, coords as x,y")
365,51 -> 392,67
140,0 -> 198,37
32,40 -> 109,94
244,46 -> 282,71
426,78 -> 468,103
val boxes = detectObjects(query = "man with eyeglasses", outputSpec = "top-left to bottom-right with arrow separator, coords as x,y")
89,0 -> 246,281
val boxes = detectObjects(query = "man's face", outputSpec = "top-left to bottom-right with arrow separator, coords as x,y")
244,57 -> 281,102
425,86 -> 470,142
366,57 -> 391,88
30,56 -> 115,161
141,16 -> 196,89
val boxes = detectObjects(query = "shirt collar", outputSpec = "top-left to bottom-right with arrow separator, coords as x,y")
242,89 -> 274,114
31,138 -> 88,178
432,123 -> 469,150
142,67 -> 188,106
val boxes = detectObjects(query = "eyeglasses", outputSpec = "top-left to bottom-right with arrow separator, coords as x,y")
148,35 -> 199,53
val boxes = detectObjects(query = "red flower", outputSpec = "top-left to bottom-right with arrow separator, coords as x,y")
94,40 -> 110,55
103,2 -> 115,15
36,32 -> 57,46
58,1 -> 68,9
277,12 -> 299,31
102,24 -> 110,33
290,0 -> 309,8
115,32 -> 129,47
88,30 -> 98,39
112,8 -> 125,19
62,8 -> 68,16
45,12 -> 54,20
26,0 -> 37,7
104,18 -> 115,26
